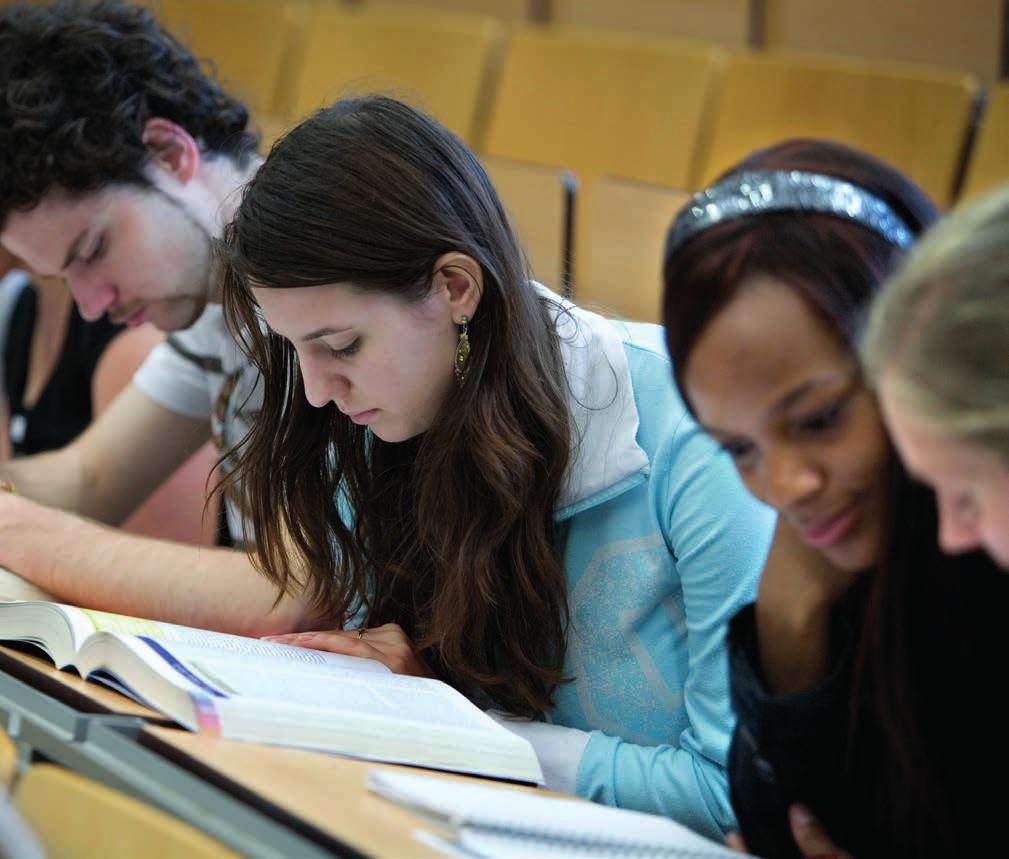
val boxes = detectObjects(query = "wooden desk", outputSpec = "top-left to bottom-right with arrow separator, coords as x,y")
0,645 -> 165,721
144,726 -> 543,858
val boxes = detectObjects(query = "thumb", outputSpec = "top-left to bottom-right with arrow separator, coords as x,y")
788,804 -> 854,859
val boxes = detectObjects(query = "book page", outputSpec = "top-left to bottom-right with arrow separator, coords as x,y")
111,635 -> 506,733
85,633 -> 543,784
76,608 -> 389,674
0,601 -> 93,667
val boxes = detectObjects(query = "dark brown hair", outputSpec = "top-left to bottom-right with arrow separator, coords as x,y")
662,139 -> 938,409
0,0 -> 257,226
219,96 -> 572,716
661,140 -> 957,853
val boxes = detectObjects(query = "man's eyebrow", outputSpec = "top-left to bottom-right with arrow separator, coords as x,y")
301,326 -> 352,343
60,228 -> 89,271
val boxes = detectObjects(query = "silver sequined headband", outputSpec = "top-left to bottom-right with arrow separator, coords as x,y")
665,170 -> 914,257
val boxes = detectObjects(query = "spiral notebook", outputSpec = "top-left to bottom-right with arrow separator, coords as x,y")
367,770 -> 751,858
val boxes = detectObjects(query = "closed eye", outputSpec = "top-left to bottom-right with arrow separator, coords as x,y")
329,338 -> 360,359
795,396 -> 849,435
719,438 -> 757,467
85,233 -> 107,265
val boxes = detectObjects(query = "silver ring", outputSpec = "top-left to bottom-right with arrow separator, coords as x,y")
357,628 -> 366,639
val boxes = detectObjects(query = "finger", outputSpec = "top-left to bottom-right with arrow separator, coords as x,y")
725,832 -> 748,853
352,623 -> 410,643
789,804 -> 854,859
263,628 -> 361,643
263,630 -> 382,659
265,627 -> 431,676
265,625 -> 402,644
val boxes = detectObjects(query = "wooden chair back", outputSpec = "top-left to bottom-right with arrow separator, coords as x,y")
961,83 -> 1009,200
372,0 -> 534,22
697,52 -> 979,206
574,177 -> 690,323
13,763 -> 239,858
0,726 -> 16,791
763,0 -> 1003,83
483,156 -> 576,293
282,3 -> 505,144
484,26 -> 726,190
551,0 -> 753,48
156,0 -> 307,116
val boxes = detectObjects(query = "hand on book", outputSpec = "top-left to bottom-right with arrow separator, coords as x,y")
725,804 -> 855,859
262,622 -> 435,678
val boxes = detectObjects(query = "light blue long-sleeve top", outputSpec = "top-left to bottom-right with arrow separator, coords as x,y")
536,294 -> 774,839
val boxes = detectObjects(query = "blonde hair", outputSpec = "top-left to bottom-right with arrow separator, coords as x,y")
862,184 -> 1009,461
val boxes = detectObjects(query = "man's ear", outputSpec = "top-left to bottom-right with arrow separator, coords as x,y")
432,252 -> 483,323
141,117 -> 201,185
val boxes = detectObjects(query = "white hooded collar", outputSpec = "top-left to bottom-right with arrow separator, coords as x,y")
536,285 -> 650,516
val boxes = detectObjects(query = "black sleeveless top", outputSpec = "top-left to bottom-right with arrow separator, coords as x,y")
4,283 -> 122,456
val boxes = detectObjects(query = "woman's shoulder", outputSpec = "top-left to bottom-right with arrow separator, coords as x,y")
608,320 -> 694,439
608,319 -> 670,365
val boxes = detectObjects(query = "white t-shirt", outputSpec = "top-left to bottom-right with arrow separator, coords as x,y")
133,303 -> 260,544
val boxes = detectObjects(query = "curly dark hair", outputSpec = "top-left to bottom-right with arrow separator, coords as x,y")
0,0 -> 259,226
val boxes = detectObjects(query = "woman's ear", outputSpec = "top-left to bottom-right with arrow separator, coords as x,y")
141,117 -> 201,185
432,252 -> 483,323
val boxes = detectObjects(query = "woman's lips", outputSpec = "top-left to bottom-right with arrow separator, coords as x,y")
348,409 -> 379,426
797,504 -> 860,549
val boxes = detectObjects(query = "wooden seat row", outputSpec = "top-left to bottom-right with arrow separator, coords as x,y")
155,1 -> 1005,203
1,722 -> 235,858
150,0 -> 1009,323
297,0 -> 1004,85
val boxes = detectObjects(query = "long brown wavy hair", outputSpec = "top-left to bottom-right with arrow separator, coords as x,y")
219,96 -> 572,716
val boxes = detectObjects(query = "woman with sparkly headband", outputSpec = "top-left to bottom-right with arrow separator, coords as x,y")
662,140 -> 1008,857
217,95 -> 774,837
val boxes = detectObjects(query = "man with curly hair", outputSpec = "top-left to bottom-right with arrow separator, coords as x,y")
0,0 -> 317,635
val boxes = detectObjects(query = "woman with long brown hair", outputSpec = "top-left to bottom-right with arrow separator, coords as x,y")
662,139 -> 1008,857
218,95 -> 773,837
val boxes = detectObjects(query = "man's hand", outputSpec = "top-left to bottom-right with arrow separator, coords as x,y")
263,622 -> 435,677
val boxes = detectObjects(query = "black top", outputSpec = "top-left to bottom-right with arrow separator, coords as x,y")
4,284 -> 121,456
727,512 -> 1009,858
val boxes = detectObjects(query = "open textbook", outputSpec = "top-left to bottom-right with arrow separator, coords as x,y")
368,770 -> 752,858
0,600 -> 543,785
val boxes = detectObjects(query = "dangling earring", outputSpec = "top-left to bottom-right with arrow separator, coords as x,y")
454,316 -> 471,385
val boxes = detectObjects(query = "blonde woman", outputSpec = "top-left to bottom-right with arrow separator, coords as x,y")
863,185 -> 1009,569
